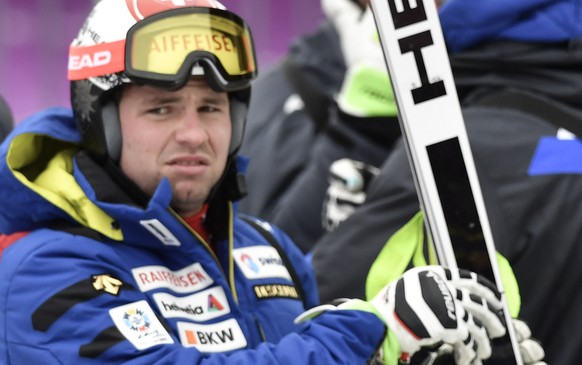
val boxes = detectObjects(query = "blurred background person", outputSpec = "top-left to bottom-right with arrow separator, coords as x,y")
238,0 -> 400,252
311,2 -> 582,365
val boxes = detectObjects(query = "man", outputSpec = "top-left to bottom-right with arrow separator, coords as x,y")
312,1 -> 582,365
0,1 -> 507,364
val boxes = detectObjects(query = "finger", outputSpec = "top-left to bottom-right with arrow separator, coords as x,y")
455,287 -> 506,339
465,314 -> 491,360
423,266 -> 497,308
446,268 -> 503,310
452,332 -> 478,365
519,338 -> 546,364
513,318 -> 532,342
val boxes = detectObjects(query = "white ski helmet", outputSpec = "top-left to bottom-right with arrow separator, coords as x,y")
69,0 -> 258,162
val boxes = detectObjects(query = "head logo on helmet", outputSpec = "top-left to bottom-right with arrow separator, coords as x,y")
125,0 -> 226,20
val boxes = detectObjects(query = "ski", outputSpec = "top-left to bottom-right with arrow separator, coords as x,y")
367,0 -> 522,363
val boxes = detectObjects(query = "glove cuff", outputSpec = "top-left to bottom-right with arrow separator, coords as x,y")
337,64 -> 397,118
338,299 -> 401,365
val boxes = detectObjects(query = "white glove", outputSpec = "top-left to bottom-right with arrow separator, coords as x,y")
322,0 -> 396,117
322,158 -> 380,232
370,266 -> 507,365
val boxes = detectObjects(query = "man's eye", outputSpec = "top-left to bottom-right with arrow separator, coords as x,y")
148,106 -> 170,115
200,105 -> 220,113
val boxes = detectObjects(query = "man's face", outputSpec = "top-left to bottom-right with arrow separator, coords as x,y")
118,78 -> 231,217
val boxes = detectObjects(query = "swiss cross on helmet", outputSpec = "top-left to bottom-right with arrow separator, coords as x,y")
69,0 -> 257,163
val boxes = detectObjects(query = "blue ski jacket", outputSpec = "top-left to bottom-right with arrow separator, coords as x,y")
441,0 -> 582,53
0,107 -> 385,364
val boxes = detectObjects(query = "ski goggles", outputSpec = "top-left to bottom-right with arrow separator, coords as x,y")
125,7 -> 257,91
68,7 -> 257,92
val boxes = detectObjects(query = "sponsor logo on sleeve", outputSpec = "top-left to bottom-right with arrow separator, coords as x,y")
177,319 -> 247,352
132,262 -> 213,293
253,284 -> 300,301
153,286 -> 230,322
109,300 -> 174,350
233,246 -> 291,280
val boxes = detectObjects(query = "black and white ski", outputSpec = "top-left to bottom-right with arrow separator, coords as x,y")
367,0 -> 523,363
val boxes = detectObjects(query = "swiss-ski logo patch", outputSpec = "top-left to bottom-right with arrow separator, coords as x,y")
234,246 -> 291,280
109,300 -> 174,350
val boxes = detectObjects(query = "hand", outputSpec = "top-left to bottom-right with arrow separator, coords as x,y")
321,0 -> 396,117
369,266 -> 507,365
322,158 -> 380,232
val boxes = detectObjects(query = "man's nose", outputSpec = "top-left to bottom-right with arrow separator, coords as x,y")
174,111 -> 207,145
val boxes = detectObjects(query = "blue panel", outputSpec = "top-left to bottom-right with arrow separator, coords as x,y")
528,137 -> 582,175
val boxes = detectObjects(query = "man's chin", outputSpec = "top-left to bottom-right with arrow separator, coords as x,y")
171,189 -> 208,214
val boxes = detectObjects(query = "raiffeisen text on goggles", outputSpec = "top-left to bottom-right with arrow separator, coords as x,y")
68,7 -> 257,92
